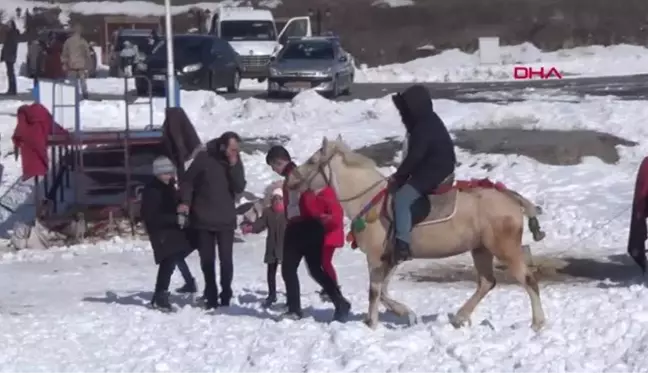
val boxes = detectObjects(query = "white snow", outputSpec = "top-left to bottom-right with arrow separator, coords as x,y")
356,42 -> 648,82
1,21 -> 648,369
372,0 -> 415,8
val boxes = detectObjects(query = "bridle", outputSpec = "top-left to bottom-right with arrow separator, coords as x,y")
294,145 -> 387,203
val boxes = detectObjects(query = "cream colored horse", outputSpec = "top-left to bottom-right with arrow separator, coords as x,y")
286,135 -> 547,331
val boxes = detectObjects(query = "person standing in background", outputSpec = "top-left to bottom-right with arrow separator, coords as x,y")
1,20 -> 19,96
61,23 -> 92,100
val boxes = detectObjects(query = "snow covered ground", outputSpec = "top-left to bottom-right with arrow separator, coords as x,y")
1,40 -> 648,369
357,43 -> 648,82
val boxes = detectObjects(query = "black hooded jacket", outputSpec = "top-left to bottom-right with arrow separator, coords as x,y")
392,84 -> 456,193
178,137 -> 246,231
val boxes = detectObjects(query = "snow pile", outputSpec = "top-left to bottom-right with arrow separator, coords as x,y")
0,89 -> 646,256
372,0 -> 415,7
356,42 -> 648,82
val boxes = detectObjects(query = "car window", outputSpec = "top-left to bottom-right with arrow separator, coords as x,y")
279,41 -> 334,61
211,40 -> 236,59
152,37 -> 211,58
220,20 -> 276,42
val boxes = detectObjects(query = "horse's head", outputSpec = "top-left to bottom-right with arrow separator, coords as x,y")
286,135 -> 376,193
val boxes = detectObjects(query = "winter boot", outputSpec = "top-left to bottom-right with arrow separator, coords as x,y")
201,290 -> 219,310
151,291 -> 173,312
393,239 -> 413,264
175,277 -> 197,294
219,291 -> 232,307
332,292 -> 351,323
262,293 -> 277,308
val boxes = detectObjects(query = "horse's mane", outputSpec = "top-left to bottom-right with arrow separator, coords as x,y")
332,140 -> 378,169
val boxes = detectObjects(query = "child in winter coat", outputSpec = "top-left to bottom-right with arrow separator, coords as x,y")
240,186 -> 286,307
299,185 -> 345,302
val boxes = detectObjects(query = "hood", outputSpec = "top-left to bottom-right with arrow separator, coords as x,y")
274,59 -> 334,71
161,107 -> 202,174
228,41 -> 278,57
392,84 -> 434,132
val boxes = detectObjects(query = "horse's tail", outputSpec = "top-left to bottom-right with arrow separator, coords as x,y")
501,189 -> 546,242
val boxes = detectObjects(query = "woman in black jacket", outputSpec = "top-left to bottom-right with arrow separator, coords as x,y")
140,156 -> 193,311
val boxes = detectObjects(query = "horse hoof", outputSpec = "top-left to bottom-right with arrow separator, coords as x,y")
531,320 -> 546,332
363,317 -> 378,330
449,314 -> 469,329
407,312 -> 419,326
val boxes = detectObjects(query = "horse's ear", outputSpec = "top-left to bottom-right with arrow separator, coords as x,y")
322,136 -> 329,149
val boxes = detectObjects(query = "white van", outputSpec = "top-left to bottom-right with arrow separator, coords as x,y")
207,6 -> 312,81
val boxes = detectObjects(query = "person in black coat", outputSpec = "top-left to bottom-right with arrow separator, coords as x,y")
1,20 -> 19,95
178,131 -> 246,309
141,156 -> 194,311
389,84 -> 457,263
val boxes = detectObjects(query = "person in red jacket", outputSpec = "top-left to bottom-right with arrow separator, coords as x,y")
265,145 -> 351,322
299,186 -> 345,301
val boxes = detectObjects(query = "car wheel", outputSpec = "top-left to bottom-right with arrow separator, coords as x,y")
228,70 -> 241,93
328,76 -> 340,99
341,74 -> 353,95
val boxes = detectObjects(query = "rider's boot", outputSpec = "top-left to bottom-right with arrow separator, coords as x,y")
393,239 -> 413,264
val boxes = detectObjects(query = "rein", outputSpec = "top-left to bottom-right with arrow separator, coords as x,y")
312,147 -> 388,203
310,147 -> 390,228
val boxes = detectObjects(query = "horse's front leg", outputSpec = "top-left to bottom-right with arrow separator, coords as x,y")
364,260 -> 385,329
381,262 -> 418,326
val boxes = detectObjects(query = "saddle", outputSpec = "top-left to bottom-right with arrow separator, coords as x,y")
384,174 -> 458,227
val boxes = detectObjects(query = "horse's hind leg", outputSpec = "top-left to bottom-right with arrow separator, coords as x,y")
505,254 -> 546,331
380,262 -> 418,326
450,247 -> 496,328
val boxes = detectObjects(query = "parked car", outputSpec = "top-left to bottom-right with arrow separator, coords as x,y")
267,35 -> 354,98
107,29 -> 158,77
134,34 -> 242,96
25,28 -> 98,78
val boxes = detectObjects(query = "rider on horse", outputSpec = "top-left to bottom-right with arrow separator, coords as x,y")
389,84 -> 457,263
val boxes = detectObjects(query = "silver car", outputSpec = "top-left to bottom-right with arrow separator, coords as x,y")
267,36 -> 354,98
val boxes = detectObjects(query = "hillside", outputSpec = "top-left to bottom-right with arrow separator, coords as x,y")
5,0 -> 648,66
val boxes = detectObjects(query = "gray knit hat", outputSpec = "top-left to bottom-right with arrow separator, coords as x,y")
152,156 -> 175,176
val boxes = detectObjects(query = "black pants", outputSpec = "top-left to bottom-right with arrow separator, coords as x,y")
155,251 -> 187,293
282,218 -> 341,313
194,229 -> 235,303
267,262 -> 278,297
5,61 -> 16,94
176,257 -> 193,283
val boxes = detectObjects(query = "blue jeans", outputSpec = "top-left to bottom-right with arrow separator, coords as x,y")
393,183 -> 422,244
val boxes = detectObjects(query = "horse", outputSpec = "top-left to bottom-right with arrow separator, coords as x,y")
285,135 -> 547,331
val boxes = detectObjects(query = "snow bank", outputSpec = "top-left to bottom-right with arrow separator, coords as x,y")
0,87 -> 646,256
356,42 -> 648,82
